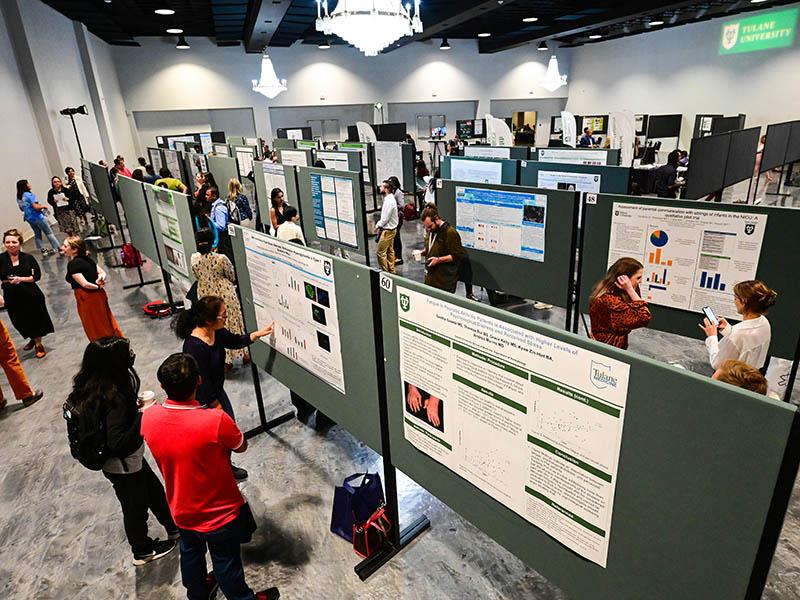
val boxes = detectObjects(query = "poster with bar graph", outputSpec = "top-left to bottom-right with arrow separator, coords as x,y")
241,228 -> 345,393
607,203 -> 766,317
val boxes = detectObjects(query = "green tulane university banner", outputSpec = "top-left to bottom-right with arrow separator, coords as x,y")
720,7 -> 798,55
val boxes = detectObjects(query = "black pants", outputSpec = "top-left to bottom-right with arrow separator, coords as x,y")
103,459 -> 177,555
458,255 -> 474,296
393,219 -> 404,260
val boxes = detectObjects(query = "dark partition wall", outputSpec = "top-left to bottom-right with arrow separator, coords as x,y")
685,133 -> 731,199
786,121 -> 800,165
646,114 -> 682,139
760,122 -> 792,173
88,161 -> 121,229
724,127 -> 761,188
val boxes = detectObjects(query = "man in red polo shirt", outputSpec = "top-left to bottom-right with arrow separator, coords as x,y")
142,353 -> 279,600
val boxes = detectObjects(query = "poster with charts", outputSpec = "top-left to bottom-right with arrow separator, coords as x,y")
607,203 -> 767,317
310,173 -> 358,248
262,162 -> 287,199
396,286 -> 629,567
242,229 -> 345,393
153,189 -> 189,279
455,186 -> 546,262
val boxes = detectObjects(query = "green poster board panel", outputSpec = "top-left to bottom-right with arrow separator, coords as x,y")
207,155 -> 239,196
88,161 -> 122,229
533,147 -> 621,166
117,176 -> 159,262
437,180 -> 579,308
520,162 -> 631,195
578,194 -> 800,359
295,166 -> 368,258
229,225 -> 382,452
80,159 -> 97,207
227,136 -> 246,146
142,183 -> 197,284
441,156 -> 519,185
272,138 -> 296,150
379,275 -> 796,600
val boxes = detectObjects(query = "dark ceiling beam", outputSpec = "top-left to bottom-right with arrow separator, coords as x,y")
244,0 -> 294,53
385,0 -> 521,52
479,0 -> 701,53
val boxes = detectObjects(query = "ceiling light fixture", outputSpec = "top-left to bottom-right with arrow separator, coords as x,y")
155,8 -> 175,15
252,53 -> 287,99
478,32 -> 491,38
166,28 -> 183,34
589,33 -> 602,39
649,19 -> 665,26
440,38 -> 451,50
541,55 -> 567,92
750,0 -> 767,3
318,38 -> 331,49
523,17 -> 539,23
315,0 -> 423,57
176,35 -> 190,49
537,41 -> 548,51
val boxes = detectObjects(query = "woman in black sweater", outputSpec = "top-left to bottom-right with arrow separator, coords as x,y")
66,337 -> 178,565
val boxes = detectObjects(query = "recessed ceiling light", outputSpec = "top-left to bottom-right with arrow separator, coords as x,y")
478,32 -> 491,38
750,0 -> 767,3
440,38 -> 451,50
176,35 -> 190,49
649,20 -> 665,26
589,34 -> 602,39
523,17 -> 538,23
318,39 -> 331,49
166,28 -> 183,34
537,41 -> 548,51
155,8 -> 175,15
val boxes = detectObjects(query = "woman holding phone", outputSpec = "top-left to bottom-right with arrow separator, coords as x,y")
0,229 -> 54,358
588,258 -> 652,349
699,280 -> 776,371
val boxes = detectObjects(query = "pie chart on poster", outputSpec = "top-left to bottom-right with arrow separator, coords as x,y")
650,229 -> 669,247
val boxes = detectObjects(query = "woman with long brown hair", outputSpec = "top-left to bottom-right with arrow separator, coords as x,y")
0,229 -> 54,358
61,236 -> 124,341
589,257 -> 651,349
700,279 -> 776,371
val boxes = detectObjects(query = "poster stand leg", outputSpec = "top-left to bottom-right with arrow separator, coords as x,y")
564,192 -> 581,332
137,185 -> 183,313
355,270 -> 430,581
765,166 -> 790,199
243,361 -> 294,439
572,194 -> 588,334
782,335 -> 800,404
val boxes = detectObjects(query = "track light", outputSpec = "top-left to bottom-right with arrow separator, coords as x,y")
440,38 -> 451,50
176,35 -> 190,49
537,41 -> 548,51
589,33 -> 602,39
318,38 -> 331,49
155,8 -> 175,15
166,28 -> 183,34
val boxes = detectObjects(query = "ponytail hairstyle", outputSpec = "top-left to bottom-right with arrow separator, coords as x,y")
63,236 -> 89,257
172,295 -> 224,339
733,280 -> 777,315
590,257 -> 644,303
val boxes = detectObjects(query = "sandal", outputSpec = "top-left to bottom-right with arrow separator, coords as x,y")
35,344 -> 46,359
22,340 -> 35,352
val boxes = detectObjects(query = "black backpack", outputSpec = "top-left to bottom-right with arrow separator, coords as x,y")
63,396 -> 107,471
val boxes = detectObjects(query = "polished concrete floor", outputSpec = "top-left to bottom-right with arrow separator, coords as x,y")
0,182 -> 799,599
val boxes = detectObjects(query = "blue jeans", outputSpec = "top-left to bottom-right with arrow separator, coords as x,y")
179,509 -> 255,600
28,218 -> 60,251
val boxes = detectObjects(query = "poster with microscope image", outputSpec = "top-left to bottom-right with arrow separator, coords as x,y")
242,228 -> 345,393
396,286 -> 629,567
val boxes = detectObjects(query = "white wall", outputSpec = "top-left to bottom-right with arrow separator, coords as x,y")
111,37 -> 571,142
490,98 -> 569,147
269,104 -> 374,141
387,100 -> 479,140
566,8 -> 800,149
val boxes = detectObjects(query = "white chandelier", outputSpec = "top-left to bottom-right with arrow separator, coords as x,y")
316,0 -> 423,57
541,55 -> 567,92
252,54 -> 287,99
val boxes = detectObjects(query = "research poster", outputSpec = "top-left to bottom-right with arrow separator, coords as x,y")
607,203 -> 767,316
464,146 -> 512,159
316,151 -> 351,172
538,149 -> 608,166
396,286 -> 629,567
450,158 -> 503,185
148,148 -> 163,171
153,188 -> 189,279
262,162 -> 287,198
296,140 -> 319,150
242,229 -> 345,393
537,170 -> 601,194
235,148 -> 255,177
375,142 -> 404,187
163,149 -> 182,180
340,143 -> 370,182
280,150 -> 310,167
213,144 -> 230,157
310,173 -> 358,248
455,186 -> 546,261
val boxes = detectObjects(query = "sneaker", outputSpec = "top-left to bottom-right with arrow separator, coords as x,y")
205,572 -> 220,600
21,389 -> 43,408
533,301 -> 553,310
394,259 -> 404,265
466,294 -> 480,302
231,465 -> 248,481
132,538 -> 177,566
256,588 -> 280,600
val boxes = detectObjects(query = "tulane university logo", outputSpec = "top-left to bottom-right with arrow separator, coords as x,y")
399,294 -> 411,313
745,223 -> 756,235
324,261 -> 332,276
722,23 -> 739,50
590,361 -> 618,390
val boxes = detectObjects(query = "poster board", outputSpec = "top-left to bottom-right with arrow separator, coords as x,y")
254,160 -> 292,232
162,148 -> 184,182
143,183 -> 197,285
441,156 -> 519,186
213,144 -> 230,157
296,139 -> 320,150
438,180 -> 578,308
272,138 -> 296,150
206,155 -> 239,195
685,133 -> 731,199
535,148 -> 620,167
295,166 -> 368,257
520,162 -> 630,196
380,274 -> 798,598
579,194 -> 800,358
147,147 -> 163,171
463,146 -> 528,160
230,225 -> 382,451
117,176 -> 159,262
374,141 -> 415,191
278,148 -> 312,167
88,161 -> 121,229
315,150 -> 361,174
231,145 -> 257,178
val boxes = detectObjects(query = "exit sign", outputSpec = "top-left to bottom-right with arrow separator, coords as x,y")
720,8 -> 798,55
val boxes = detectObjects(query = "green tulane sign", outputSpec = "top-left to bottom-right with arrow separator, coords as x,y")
720,8 -> 798,55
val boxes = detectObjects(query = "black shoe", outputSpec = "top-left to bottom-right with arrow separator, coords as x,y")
231,465 -> 248,481
167,529 -> 181,541
205,572 -> 220,600
21,389 -> 43,408
256,588 -> 280,600
394,258 -> 404,265
132,538 -> 177,566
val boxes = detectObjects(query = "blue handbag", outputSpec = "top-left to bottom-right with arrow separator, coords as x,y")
330,473 -> 385,543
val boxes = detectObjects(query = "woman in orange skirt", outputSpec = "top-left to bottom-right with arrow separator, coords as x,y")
61,236 -> 124,341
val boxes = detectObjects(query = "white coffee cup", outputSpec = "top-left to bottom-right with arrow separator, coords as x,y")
137,390 -> 156,409
412,249 -> 423,262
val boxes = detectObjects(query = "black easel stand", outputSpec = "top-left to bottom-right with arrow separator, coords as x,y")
137,186 -> 183,312
354,269 -> 430,581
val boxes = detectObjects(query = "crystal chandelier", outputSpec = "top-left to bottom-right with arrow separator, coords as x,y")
541,55 -> 567,92
252,54 -> 287,99
316,0 -> 423,57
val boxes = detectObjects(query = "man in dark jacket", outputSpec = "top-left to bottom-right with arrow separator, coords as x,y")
420,203 -> 465,293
